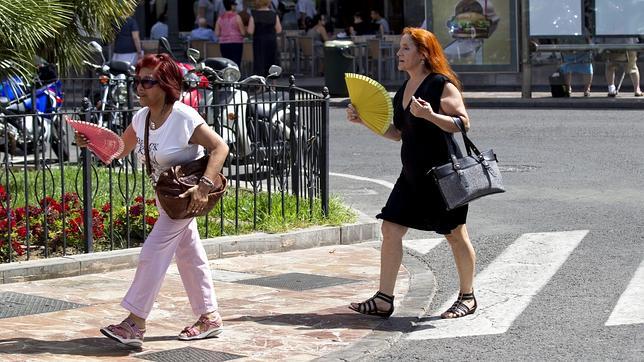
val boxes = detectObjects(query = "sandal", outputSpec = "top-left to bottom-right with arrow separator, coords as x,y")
349,291 -> 395,318
635,91 -> 643,97
100,318 -> 145,347
178,312 -> 224,340
441,290 -> 477,319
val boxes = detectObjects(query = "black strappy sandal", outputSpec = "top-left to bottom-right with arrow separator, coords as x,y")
441,290 -> 477,319
349,291 -> 395,318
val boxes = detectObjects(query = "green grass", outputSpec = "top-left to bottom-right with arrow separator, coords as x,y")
1,165 -> 357,252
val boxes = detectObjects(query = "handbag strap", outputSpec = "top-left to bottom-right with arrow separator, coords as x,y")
442,117 -> 485,169
144,110 -> 152,177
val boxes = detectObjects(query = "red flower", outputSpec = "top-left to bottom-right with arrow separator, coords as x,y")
52,203 -> 64,213
145,216 -> 157,225
14,207 -> 26,222
39,196 -> 58,208
17,226 -> 27,238
129,204 -> 142,217
63,192 -> 79,204
11,241 -> 25,256
102,203 -> 111,213
146,199 -> 156,206
0,185 -> 6,201
134,196 -> 144,204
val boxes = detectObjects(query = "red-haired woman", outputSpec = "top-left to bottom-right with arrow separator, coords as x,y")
75,54 -> 229,346
346,27 -> 477,320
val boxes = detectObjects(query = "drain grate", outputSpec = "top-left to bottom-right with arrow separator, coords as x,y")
138,347 -> 244,362
0,291 -> 87,319
499,164 -> 538,173
234,272 -> 359,291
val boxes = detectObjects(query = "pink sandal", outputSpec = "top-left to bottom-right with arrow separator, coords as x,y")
100,318 -> 145,347
178,313 -> 223,340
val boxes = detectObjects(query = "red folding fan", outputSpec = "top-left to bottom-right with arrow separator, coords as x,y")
66,118 -> 124,164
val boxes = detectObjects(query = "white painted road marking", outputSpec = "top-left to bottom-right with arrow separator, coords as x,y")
406,230 -> 589,339
403,238 -> 444,255
330,172 -> 395,190
605,258 -> 644,326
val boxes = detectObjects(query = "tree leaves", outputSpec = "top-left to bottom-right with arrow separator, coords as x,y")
0,0 -> 136,80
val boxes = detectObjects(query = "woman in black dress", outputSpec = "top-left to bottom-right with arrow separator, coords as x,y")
347,27 -> 477,319
247,0 -> 282,76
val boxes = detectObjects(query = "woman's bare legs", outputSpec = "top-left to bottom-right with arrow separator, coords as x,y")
441,224 -> 477,318
350,220 -> 407,312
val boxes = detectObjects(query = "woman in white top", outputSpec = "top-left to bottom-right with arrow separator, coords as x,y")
76,53 -> 229,347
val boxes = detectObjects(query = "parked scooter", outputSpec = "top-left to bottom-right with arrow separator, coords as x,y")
195,56 -> 297,173
83,41 -> 135,132
0,64 -> 68,161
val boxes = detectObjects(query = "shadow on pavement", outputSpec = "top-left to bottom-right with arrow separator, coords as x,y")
227,312 -> 423,332
0,337 -> 141,357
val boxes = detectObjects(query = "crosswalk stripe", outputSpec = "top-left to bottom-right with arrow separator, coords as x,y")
406,230 -> 589,340
605,258 -> 644,326
403,238 -> 444,255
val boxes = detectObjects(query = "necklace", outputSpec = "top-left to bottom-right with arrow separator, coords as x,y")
149,104 -> 168,130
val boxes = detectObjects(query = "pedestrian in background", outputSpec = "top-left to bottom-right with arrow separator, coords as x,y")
150,13 -> 168,40
112,16 -> 142,65
215,0 -> 246,67
191,17 -> 218,42
247,0 -> 282,76
600,36 -> 642,97
370,9 -> 390,35
76,54 -> 229,346
346,27 -> 477,320
297,0 -> 317,30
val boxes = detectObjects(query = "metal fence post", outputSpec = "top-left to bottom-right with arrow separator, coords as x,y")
81,150 -> 93,253
320,87 -> 330,217
288,76 -> 300,198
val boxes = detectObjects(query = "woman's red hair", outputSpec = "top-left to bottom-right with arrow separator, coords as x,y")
135,54 -> 182,104
402,27 -> 462,91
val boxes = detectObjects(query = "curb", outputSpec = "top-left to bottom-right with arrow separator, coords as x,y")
0,211 -> 380,284
318,247 -> 436,361
328,96 -> 644,110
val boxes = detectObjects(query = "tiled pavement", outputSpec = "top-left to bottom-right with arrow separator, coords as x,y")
0,243 -> 415,361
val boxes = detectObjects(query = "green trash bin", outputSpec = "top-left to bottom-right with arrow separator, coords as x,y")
324,40 -> 355,97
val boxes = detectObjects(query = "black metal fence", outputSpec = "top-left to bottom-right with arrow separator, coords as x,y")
0,77 -> 329,263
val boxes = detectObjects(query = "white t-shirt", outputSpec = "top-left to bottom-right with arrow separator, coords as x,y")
132,101 -> 206,184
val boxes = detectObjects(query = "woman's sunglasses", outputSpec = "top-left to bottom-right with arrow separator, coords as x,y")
134,77 -> 159,89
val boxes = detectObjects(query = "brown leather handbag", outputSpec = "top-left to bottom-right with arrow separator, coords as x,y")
144,112 -> 227,219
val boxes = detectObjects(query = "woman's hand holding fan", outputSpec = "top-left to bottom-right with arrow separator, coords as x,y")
66,117 -> 124,165
346,104 -> 364,125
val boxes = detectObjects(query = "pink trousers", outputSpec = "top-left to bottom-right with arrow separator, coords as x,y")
121,200 -> 217,319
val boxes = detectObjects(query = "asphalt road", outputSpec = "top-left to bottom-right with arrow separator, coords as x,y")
328,107 -> 644,360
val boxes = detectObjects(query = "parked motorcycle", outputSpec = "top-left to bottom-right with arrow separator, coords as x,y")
83,41 -> 135,132
195,56 -> 297,174
0,64 -> 68,162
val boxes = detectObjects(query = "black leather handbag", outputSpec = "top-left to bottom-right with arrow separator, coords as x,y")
428,118 -> 505,211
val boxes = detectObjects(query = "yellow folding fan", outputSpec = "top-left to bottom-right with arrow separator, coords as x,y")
344,73 -> 393,135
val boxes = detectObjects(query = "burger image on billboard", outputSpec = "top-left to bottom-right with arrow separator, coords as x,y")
447,11 -> 492,39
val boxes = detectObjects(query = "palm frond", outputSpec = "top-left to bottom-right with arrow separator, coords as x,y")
0,0 -> 137,80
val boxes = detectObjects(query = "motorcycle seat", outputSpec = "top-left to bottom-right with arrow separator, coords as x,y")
108,60 -> 133,75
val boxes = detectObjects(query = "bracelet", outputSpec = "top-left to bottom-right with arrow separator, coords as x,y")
199,175 -> 216,189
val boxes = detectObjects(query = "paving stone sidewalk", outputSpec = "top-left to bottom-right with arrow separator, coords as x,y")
0,243 -> 424,361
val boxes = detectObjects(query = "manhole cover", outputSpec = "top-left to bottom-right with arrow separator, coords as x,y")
138,347 -> 243,362
0,292 -> 87,319
234,272 -> 359,291
498,164 -> 538,172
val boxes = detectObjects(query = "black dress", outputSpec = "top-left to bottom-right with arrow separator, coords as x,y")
251,9 -> 278,76
376,73 -> 468,235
